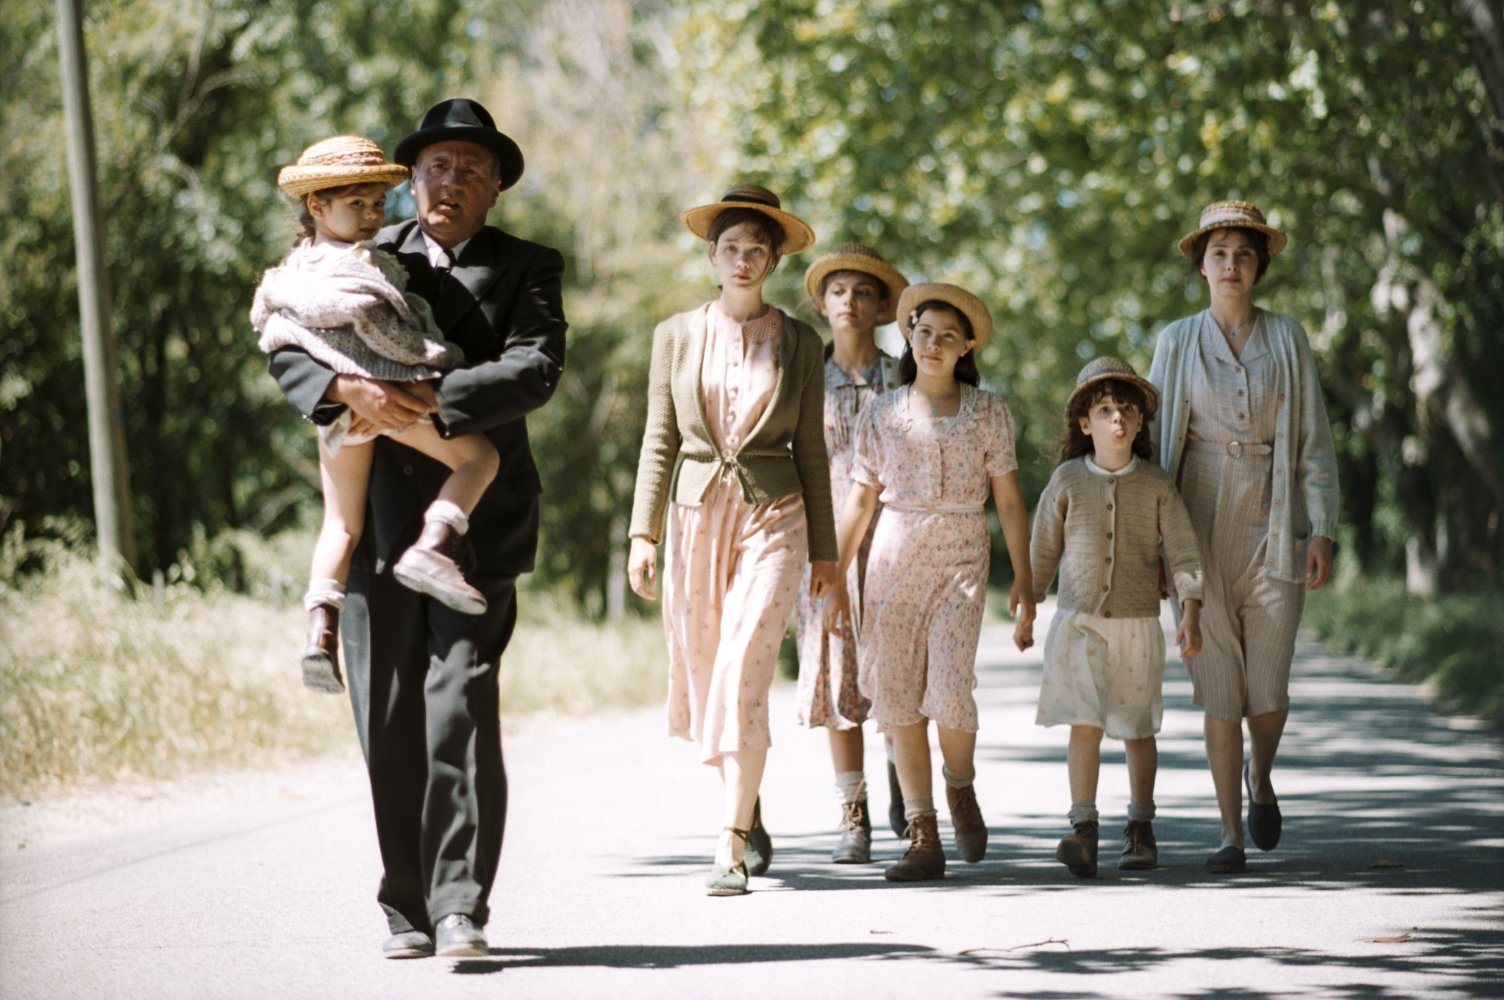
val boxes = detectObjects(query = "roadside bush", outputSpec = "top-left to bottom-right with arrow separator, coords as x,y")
1304,577 -> 1504,729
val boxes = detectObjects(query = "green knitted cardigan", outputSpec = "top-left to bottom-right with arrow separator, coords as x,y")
628,303 -> 837,562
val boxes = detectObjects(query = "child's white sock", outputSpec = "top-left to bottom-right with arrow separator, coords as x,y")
1068,801 -> 1099,826
903,796 -> 936,822
425,499 -> 469,534
304,579 -> 345,611
1128,800 -> 1156,823
834,770 -> 867,805
941,763 -> 975,789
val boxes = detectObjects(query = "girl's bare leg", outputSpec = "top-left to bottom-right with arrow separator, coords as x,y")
892,721 -> 932,802
387,422 -> 499,514
828,726 -> 864,774
1067,725 -> 1105,806
309,441 -> 375,585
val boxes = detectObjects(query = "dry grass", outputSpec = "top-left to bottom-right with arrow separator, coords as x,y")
0,534 -> 666,799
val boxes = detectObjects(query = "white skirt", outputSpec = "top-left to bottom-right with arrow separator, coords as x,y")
1035,609 -> 1166,740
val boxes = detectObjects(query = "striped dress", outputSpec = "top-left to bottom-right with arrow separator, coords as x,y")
1172,314 -> 1304,721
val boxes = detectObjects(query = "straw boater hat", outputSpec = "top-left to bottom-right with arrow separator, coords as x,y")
277,136 -> 411,199
393,98 -> 525,191
1066,356 -> 1160,418
896,282 -> 994,353
1177,199 -> 1289,257
803,244 -> 910,325
681,184 -> 816,254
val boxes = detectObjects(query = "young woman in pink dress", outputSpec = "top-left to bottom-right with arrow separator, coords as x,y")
830,283 -> 1036,882
626,185 -> 838,895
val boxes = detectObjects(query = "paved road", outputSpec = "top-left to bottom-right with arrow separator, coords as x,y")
3,606 -> 1502,999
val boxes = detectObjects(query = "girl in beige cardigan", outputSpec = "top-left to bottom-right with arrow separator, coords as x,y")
626,185 -> 837,896
1030,357 -> 1203,878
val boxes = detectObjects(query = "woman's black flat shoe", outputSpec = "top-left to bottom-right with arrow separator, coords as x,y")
1244,762 -> 1282,851
1205,844 -> 1247,874
745,798 -> 773,876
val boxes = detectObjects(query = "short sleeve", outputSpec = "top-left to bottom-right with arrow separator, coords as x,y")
983,395 -> 1018,478
851,398 -> 885,489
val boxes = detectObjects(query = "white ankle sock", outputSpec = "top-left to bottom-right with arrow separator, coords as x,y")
941,763 -> 975,789
1128,800 -> 1156,823
903,796 -> 936,822
425,499 -> 469,534
1068,801 -> 1099,826
304,579 -> 345,611
834,770 -> 866,805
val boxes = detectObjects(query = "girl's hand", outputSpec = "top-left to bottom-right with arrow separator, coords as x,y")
824,577 -> 852,634
1176,599 -> 1203,658
627,536 -> 659,601
1013,618 -> 1034,652
1306,535 -> 1334,590
807,560 -> 838,600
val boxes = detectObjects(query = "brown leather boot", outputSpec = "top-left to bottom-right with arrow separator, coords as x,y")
392,520 -> 487,614
946,783 -> 988,863
884,812 -> 945,882
1056,820 -> 1100,878
301,603 -> 344,694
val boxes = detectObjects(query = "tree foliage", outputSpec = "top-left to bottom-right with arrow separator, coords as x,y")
4,0 -> 1500,610
681,0 -> 1504,591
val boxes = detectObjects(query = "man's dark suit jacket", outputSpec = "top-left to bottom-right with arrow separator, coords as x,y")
269,220 -> 568,577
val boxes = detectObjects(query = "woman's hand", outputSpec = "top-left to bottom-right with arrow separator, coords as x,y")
1010,582 -> 1037,652
1306,535 -> 1334,590
807,560 -> 838,600
627,536 -> 659,601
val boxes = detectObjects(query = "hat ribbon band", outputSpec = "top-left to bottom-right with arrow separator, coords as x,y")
722,193 -> 780,209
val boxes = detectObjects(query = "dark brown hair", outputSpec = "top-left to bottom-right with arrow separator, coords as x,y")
293,183 -> 374,246
1057,379 -> 1155,464
706,207 -> 784,282
897,302 -> 980,387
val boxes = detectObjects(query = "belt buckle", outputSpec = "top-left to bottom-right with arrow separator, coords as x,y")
1227,441 -> 1243,458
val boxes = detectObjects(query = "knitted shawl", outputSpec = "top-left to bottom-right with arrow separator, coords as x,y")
251,240 -> 463,381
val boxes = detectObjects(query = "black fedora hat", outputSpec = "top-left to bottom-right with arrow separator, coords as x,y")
393,98 -> 524,191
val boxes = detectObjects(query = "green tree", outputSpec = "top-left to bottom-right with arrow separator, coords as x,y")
679,0 -> 1504,592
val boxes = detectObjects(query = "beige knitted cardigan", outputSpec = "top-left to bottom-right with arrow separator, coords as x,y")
251,240 -> 463,381
1030,457 -> 1204,618
628,304 -> 837,562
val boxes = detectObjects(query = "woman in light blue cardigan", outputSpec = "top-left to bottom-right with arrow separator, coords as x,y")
1149,201 -> 1339,875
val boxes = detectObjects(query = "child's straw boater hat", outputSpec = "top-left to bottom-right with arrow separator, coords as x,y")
681,184 -> 816,254
393,98 -> 525,191
1177,200 -> 1289,258
1066,356 -> 1160,418
896,282 -> 994,353
803,244 -> 910,325
277,136 -> 411,199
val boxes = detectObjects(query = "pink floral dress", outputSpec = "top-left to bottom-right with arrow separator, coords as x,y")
794,352 -> 896,729
662,303 -> 809,764
851,384 -> 1018,731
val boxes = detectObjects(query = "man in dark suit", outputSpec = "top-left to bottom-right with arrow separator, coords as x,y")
269,98 -> 566,959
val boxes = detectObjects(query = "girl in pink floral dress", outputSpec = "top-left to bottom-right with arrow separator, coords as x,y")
626,185 -> 837,896
830,283 -> 1036,882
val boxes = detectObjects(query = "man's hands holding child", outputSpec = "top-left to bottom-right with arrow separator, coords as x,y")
329,374 -> 438,439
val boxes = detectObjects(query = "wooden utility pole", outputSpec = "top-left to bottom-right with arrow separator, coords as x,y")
56,0 -> 136,580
